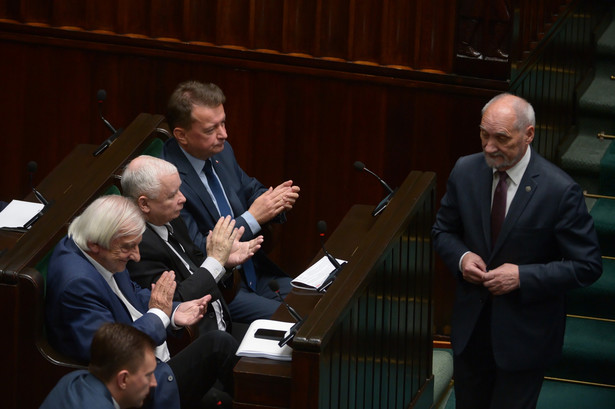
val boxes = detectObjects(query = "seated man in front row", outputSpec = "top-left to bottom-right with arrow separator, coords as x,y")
122,155 -> 264,335
41,322 -> 158,409
45,195 -> 239,409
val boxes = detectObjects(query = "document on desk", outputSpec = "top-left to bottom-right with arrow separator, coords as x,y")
236,319 -> 294,361
291,255 -> 347,290
0,200 -> 44,229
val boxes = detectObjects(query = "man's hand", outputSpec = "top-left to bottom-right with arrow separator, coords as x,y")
484,263 -> 520,295
226,234 -> 264,268
248,180 -> 300,225
174,295 -> 211,326
206,216 -> 238,266
460,252 -> 487,285
149,270 -> 177,317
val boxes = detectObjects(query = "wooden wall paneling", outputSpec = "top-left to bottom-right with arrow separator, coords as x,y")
1,39 -> 29,201
281,0 -> 317,56
0,0 -> 20,21
18,0 -> 51,25
51,0 -> 85,29
149,0 -> 183,40
414,0 -> 456,71
315,0 -> 350,60
252,0 -> 284,51
116,0 -> 149,36
380,0 -> 415,67
182,0 -> 216,43
349,0 -> 382,63
84,0 -> 116,33
215,0 -> 250,47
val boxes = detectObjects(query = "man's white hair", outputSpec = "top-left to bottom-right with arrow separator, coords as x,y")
121,155 -> 178,200
68,195 -> 145,250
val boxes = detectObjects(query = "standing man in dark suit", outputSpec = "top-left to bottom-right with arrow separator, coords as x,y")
432,93 -> 602,409
122,155 -> 263,334
163,80 -> 300,323
45,195 -> 239,409
41,323 -> 158,409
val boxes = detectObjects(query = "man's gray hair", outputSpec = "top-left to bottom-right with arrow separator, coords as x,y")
68,195 -> 145,250
121,155 -> 178,200
482,93 -> 536,131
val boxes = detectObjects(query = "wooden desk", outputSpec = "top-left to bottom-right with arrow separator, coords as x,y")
234,171 -> 436,409
0,113 -> 165,279
0,113 -> 166,409
234,205 -> 375,408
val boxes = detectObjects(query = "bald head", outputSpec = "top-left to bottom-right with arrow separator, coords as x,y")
479,93 -> 535,171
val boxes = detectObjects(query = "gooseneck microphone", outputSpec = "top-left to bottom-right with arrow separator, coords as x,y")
26,161 -> 48,206
268,279 -> 302,322
317,220 -> 341,269
22,161 -> 51,229
93,89 -> 123,156
316,221 -> 347,293
268,279 -> 305,347
96,89 -> 117,134
353,161 -> 396,216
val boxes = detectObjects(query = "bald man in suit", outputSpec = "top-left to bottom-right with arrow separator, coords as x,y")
432,93 -> 602,409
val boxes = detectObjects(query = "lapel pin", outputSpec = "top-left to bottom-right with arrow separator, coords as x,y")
525,186 -> 531,192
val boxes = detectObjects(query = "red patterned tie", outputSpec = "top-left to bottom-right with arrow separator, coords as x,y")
491,171 -> 508,246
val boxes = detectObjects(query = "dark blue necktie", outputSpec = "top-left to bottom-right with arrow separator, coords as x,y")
203,159 -> 257,291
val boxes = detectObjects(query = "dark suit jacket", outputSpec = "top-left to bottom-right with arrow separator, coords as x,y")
163,138 -> 286,247
432,149 -> 602,371
40,370 -> 115,409
45,236 -> 181,409
127,217 -> 232,333
163,138 -> 286,281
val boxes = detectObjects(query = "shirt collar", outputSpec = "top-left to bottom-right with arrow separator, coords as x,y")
179,145 -> 207,176
148,222 -> 171,241
74,240 -> 115,283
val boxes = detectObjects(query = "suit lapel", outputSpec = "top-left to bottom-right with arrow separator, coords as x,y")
479,165 -> 494,252
145,225 -> 193,281
491,153 -> 539,255
168,139 -> 223,222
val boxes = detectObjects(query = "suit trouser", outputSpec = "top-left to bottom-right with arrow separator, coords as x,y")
168,330 -> 239,408
228,272 -> 292,323
453,301 -> 545,409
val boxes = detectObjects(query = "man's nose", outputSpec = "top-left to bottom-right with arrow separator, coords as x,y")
130,246 -> 140,262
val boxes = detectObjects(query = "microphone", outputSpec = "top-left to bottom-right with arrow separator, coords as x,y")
353,161 -> 396,216
93,89 -> 123,156
96,89 -> 117,134
268,279 -> 305,348
268,279 -> 302,322
21,160 -> 52,230
26,161 -> 48,206
316,221 -> 347,293
317,220 -> 341,269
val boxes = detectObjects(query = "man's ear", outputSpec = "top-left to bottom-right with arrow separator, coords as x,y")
525,125 -> 535,144
173,127 -> 187,145
87,241 -> 101,254
116,369 -> 130,390
137,195 -> 150,214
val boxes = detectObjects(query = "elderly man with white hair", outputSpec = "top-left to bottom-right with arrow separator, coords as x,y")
45,195 -> 239,409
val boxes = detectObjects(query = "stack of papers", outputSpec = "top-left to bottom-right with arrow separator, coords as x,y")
291,256 -> 347,290
0,200 -> 44,229
236,319 -> 294,361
